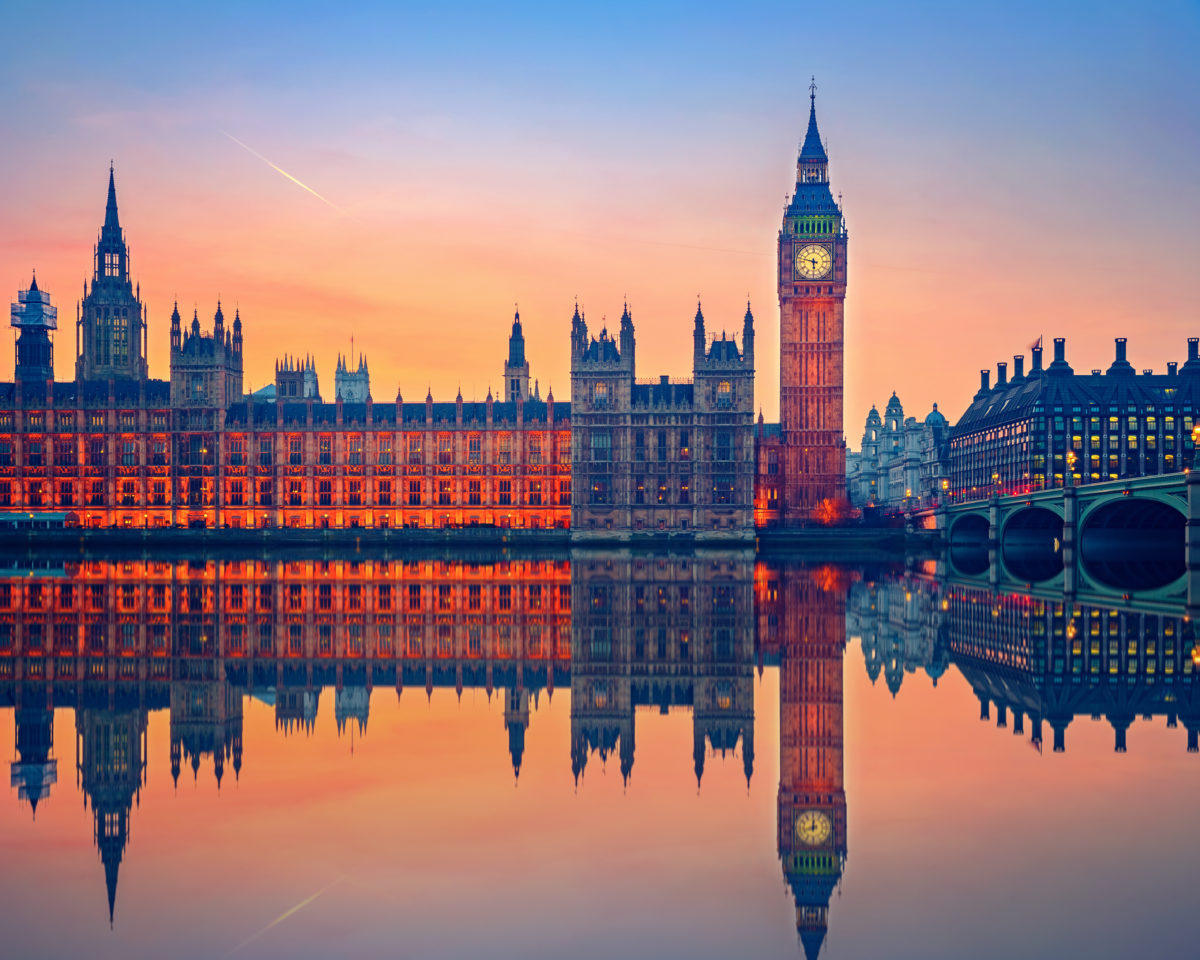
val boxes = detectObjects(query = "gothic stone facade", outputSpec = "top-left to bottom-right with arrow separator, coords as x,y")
569,303 -> 756,540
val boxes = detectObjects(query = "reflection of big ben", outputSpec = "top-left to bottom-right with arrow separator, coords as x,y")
777,564 -> 848,960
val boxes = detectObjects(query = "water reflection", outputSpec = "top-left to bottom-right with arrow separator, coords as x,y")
1,552 -> 1196,958
848,571 -> 1200,753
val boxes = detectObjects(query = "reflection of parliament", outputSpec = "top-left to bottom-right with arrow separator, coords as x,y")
7,555 -> 1195,956
1,92 -> 849,535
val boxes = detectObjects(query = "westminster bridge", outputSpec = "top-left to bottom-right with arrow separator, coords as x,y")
936,470 -> 1200,602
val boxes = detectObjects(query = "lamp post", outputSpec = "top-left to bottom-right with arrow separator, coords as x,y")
1066,450 -> 1077,488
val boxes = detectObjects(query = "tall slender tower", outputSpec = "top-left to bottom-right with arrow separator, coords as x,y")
778,82 -> 847,521
777,564 -> 848,959
504,310 -> 530,403
76,165 -> 148,381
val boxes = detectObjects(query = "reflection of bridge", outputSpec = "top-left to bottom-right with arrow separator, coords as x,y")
939,471 -> 1199,601
849,573 -> 1200,754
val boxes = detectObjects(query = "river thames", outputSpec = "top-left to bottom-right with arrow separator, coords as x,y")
1,550 -> 1195,960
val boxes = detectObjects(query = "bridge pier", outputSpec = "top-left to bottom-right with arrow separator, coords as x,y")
987,495 -> 999,587
1188,471 -> 1200,612
1062,485 -> 1077,596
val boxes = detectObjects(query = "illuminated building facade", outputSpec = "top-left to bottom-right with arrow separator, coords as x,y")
946,338 -> 1200,500
569,302 -> 756,539
0,169 -> 572,530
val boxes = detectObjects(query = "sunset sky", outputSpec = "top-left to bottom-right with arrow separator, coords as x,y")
1,1 -> 1197,435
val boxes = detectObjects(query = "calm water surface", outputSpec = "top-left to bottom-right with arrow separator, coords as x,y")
2,552 -> 1196,959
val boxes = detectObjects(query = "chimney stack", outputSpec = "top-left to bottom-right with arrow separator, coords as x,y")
1168,361 -> 1178,376
1054,338 -> 1066,364
980,369 -> 990,391
1115,337 -> 1127,363
1190,338 -> 1199,362
1013,355 -> 1025,380
996,362 -> 1007,387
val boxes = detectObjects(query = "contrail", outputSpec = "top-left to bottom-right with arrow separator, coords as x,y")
221,130 -> 342,212
226,876 -> 344,955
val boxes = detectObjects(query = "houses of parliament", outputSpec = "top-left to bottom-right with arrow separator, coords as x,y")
1,93 -> 850,536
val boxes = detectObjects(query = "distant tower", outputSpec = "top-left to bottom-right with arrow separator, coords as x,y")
504,686 -> 531,779
504,310 -> 530,402
76,165 -> 149,381
778,82 -> 847,521
9,690 -> 57,816
777,564 -> 848,959
334,351 -> 370,401
76,706 -> 148,927
275,354 -> 321,401
10,273 -> 57,381
169,302 -> 244,407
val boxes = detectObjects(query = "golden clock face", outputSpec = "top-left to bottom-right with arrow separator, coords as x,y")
795,809 -> 832,846
795,244 -> 832,280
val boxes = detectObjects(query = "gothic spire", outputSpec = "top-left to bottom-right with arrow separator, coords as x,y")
103,163 -> 121,234
799,77 -> 827,161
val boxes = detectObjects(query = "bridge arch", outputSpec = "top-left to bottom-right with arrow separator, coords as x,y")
1000,507 -> 1064,582
1078,496 -> 1185,590
948,513 -> 990,576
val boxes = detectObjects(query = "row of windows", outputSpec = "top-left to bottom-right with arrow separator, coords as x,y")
0,581 -> 572,614
0,477 -> 573,509
588,429 -> 737,462
0,431 -> 572,467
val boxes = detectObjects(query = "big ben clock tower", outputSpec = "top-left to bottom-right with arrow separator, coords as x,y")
778,81 -> 847,521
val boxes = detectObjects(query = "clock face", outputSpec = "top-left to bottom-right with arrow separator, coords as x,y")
795,809 -> 832,846
794,244 -> 832,280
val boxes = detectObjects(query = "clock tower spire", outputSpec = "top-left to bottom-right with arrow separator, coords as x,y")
777,81 -> 847,521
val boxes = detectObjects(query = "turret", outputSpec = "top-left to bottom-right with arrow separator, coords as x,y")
169,301 -> 181,350
504,309 -> 531,402
213,301 -> 224,342
619,302 -> 635,367
742,301 -> 755,368
232,309 -> 242,354
693,301 -> 705,366
10,272 -> 58,382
